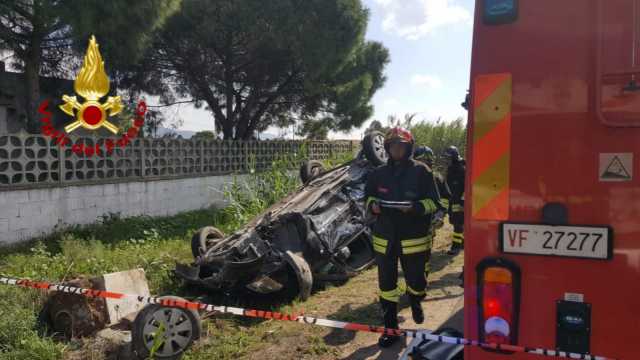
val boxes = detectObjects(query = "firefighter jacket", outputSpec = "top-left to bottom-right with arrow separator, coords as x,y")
446,160 -> 466,213
365,159 -> 441,256
434,171 -> 451,210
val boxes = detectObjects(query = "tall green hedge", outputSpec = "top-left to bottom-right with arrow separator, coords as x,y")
410,117 -> 467,170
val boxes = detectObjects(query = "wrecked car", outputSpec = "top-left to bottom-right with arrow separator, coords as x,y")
175,132 -> 388,300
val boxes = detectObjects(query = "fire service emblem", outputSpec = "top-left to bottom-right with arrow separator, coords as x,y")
60,35 -> 123,134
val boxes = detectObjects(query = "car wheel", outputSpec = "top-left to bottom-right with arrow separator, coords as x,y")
282,251 -> 313,301
191,226 -> 225,259
132,296 -> 201,360
362,131 -> 387,166
299,160 -> 325,183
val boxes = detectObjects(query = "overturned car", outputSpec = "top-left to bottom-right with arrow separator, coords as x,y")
175,132 -> 388,300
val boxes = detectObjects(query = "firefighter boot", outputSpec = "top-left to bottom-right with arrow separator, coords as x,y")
409,294 -> 425,324
447,239 -> 463,256
448,230 -> 464,255
447,242 -> 462,255
378,299 -> 400,348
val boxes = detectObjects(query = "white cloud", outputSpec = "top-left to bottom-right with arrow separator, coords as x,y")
411,74 -> 443,89
375,0 -> 471,40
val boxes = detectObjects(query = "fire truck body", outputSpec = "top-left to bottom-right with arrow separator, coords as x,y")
465,1 -> 640,359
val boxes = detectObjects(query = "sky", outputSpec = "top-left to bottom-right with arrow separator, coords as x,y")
159,0 -> 476,139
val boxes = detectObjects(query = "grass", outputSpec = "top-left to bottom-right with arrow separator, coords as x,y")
0,148 -> 464,360
368,116 -> 467,172
410,118 -> 467,172
0,151 -> 354,360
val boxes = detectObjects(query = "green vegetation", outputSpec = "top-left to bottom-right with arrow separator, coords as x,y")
410,117 -> 467,170
366,114 -> 467,170
141,0 -> 389,140
0,151 -> 353,359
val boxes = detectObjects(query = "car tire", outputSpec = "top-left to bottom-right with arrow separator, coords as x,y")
191,226 -> 225,259
132,296 -> 201,360
362,131 -> 387,166
282,251 -> 313,301
299,160 -> 325,183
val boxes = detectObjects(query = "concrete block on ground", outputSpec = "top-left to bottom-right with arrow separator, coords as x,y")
96,328 -> 132,346
95,269 -> 150,325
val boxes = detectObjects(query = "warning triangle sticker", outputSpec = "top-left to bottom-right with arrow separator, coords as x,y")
601,156 -> 631,180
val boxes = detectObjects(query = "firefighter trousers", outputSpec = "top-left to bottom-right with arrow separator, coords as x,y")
374,237 -> 428,303
424,228 -> 435,277
450,205 -> 464,247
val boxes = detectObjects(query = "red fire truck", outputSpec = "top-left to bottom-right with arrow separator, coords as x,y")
460,0 -> 640,359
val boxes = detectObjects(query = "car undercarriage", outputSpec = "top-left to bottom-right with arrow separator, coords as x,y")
175,132 -> 388,300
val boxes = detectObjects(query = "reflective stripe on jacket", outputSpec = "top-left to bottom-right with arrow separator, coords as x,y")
365,159 -> 440,254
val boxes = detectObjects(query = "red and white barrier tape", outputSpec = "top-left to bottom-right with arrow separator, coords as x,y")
0,276 -> 616,360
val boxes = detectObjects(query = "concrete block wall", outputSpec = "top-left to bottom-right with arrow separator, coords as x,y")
0,175 -> 239,245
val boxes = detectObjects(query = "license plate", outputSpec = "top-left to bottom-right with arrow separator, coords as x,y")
500,223 -> 613,260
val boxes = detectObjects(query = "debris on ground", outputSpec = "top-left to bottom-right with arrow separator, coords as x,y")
93,268 -> 151,324
42,269 -> 149,341
44,276 -> 108,339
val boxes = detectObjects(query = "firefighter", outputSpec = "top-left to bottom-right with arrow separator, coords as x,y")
365,128 -> 441,348
444,146 -> 465,255
413,146 -> 450,281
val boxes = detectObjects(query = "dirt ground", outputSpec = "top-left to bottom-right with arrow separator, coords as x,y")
237,223 -> 465,360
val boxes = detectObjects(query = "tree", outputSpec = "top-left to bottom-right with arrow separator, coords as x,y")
136,0 -> 389,140
297,116 -> 332,140
0,0 -> 180,131
192,130 -> 217,141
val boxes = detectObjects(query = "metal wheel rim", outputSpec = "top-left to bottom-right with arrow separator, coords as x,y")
142,307 -> 195,357
53,310 -> 73,337
372,134 -> 388,161
200,233 -> 222,256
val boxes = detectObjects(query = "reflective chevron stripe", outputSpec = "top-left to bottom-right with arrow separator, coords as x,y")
471,73 -> 512,220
